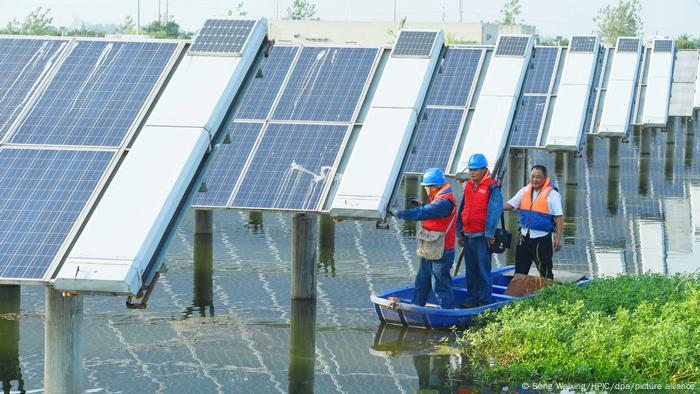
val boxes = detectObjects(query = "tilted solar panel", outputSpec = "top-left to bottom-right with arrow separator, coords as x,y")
231,123 -> 347,210
582,47 -> 606,134
509,95 -> 547,147
8,41 -> 177,147
0,148 -> 113,280
522,47 -> 558,94
272,47 -> 378,122
189,19 -> 256,56
193,122 -> 263,207
404,108 -> 464,173
234,46 -> 298,120
495,36 -> 530,57
617,38 -> 640,52
425,48 -> 482,107
392,31 -> 439,57
570,36 -> 598,53
653,39 -> 673,53
0,38 -> 67,141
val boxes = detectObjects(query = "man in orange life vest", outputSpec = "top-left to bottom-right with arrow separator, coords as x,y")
390,168 -> 456,309
456,153 -> 503,307
503,164 -> 563,279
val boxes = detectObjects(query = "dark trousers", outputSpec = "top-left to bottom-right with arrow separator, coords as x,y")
515,234 -> 554,280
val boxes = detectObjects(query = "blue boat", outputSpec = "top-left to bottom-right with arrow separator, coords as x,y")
370,265 -> 590,329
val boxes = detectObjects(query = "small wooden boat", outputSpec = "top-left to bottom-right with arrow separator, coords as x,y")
370,265 -> 590,329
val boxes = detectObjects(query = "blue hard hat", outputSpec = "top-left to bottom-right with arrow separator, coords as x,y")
421,168 -> 446,186
468,153 -> 488,169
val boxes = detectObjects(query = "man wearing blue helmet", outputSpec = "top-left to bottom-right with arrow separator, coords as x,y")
390,168 -> 456,309
456,153 -> 503,307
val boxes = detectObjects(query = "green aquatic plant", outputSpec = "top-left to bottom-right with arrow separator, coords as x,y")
455,274 -> 700,384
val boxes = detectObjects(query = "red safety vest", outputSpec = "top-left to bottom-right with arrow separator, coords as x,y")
461,174 -> 496,233
423,184 -> 457,250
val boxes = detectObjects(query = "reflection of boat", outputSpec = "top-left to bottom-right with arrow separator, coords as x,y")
370,265 -> 590,329
369,323 -> 458,358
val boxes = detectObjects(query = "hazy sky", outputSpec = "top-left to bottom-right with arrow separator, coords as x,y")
1,0 -> 699,38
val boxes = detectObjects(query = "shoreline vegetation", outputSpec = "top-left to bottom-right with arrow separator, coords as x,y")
454,273 -> 700,385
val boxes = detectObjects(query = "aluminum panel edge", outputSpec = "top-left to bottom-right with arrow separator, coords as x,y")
641,40 -> 675,126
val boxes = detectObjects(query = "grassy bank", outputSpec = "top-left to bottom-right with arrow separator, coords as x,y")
455,274 -> 700,384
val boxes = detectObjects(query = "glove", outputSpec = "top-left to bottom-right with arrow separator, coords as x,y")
407,197 -> 423,207
388,207 -> 399,217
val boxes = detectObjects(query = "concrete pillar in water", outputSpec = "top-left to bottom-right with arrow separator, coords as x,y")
639,129 -> 651,196
44,288 -> 83,394
505,150 -> 527,260
247,211 -> 263,232
403,176 -> 420,233
291,213 -> 316,300
318,214 -> 335,276
189,231 -> 214,318
0,286 -> 23,393
194,209 -> 213,236
563,154 -> 578,233
288,299 -> 316,393
553,152 -> 565,181
685,118 -> 696,167
565,152 -> 579,186
665,118 -> 680,181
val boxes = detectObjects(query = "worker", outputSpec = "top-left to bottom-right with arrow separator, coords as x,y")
503,164 -> 563,280
390,168 -> 456,309
456,153 -> 503,308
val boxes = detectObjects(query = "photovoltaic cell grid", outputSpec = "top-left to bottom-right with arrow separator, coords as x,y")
0,38 -> 67,141
272,47 -> 378,122
0,148 -> 113,280
231,123 -> 348,210
425,48 -> 482,107
8,41 -> 177,147
234,46 -> 298,120
583,47 -> 606,134
570,36 -> 598,53
617,38 -> 641,53
392,31 -> 438,57
192,122 -> 262,207
405,108 -> 464,173
189,19 -> 256,56
495,36 -> 530,57
510,96 -> 547,147
522,47 -> 558,94
654,40 -> 673,53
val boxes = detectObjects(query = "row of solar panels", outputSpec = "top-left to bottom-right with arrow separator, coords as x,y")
0,18 -> 697,293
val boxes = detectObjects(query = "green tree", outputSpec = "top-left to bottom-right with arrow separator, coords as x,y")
143,15 -> 188,38
118,15 -> 136,34
593,0 -> 642,45
286,0 -> 318,20
20,6 -> 56,35
500,0 -> 521,24
675,33 -> 699,49
386,16 -> 407,39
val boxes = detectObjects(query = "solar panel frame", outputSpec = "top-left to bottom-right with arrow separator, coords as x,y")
404,108 -> 465,174
391,30 -> 439,58
583,47 -> 607,134
509,95 -> 548,147
230,123 -> 350,211
570,36 -> 598,53
522,47 -> 559,94
7,40 -> 179,148
0,148 -> 115,281
425,48 -> 483,107
617,38 -> 641,53
189,19 -> 257,56
495,36 -> 530,57
653,39 -> 673,53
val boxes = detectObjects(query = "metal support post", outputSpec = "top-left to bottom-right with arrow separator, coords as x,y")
291,214 -> 317,300
44,288 -> 83,394
194,209 -> 213,236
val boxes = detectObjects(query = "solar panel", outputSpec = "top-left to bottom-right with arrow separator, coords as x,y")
0,148 -> 113,280
234,46 -> 298,120
189,19 -> 256,56
570,36 -> 597,53
271,47 -> 377,122
509,95 -> 547,147
495,36 -> 530,57
617,38 -> 640,52
653,39 -> 673,53
405,108 -> 464,173
583,47 -> 606,134
9,41 -> 177,147
0,38 -> 67,141
392,31 -> 439,57
522,47 -> 558,94
231,123 -> 347,210
425,48 -> 482,107
193,122 -> 263,207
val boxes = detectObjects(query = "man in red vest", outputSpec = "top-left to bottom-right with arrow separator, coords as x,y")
390,168 -> 456,309
456,153 -> 503,307
503,164 -> 563,279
